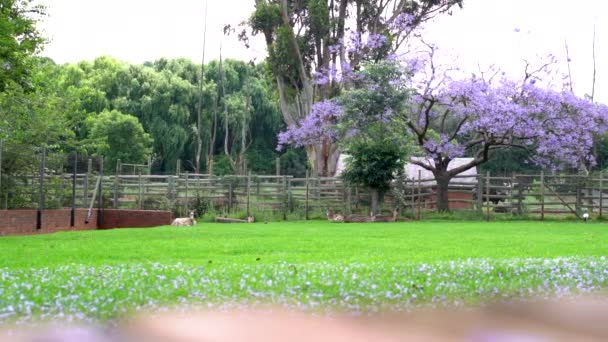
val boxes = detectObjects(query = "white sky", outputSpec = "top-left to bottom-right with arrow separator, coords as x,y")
38,0 -> 607,103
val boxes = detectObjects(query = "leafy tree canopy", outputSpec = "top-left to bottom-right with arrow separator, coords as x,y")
86,109 -> 153,169
0,0 -> 46,91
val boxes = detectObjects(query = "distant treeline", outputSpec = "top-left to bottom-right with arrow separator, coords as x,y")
0,56 -> 308,177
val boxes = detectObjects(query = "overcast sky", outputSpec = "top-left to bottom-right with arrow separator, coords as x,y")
37,0 -> 607,103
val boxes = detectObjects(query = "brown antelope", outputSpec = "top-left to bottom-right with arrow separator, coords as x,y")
343,213 -> 374,223
371,208 -> 399,222
326,209 -> 345,222
171,211 -> 197,227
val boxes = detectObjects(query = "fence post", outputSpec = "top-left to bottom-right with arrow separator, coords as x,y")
37,147 -> 46,230
476,174 -> 483,214
228,182 -> 233,213
305,170 -> 310,220
341,180 -> 347,215
540,171 -> 545,221
346,184 -> 352,215
113,159 -> 120,209
576,175 -> 582,217
71,152 -> 77,227
416,170 -> 421,221
282,176 -> 288,221
59,174 -> 65,208
84,159 -> 92,208
176,159 -> 181,176
600,171 -> 603,218
97,157 -> 104,228
516,175 -> 523,216
246,171 -> 251,218
485,171 -> 490,221
276,157 -> 280,176
288,178 -> 294,213
185,172 -> 189,202
138,172 -> 143,209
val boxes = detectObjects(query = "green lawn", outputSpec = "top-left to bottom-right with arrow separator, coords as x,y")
1,220 -> 607,269
1,220 -> 607,323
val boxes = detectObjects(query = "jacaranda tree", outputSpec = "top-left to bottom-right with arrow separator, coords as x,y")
399,44 -> 608,211
279,60 -> 412,213
247,0 -> 463,176
278,36 -> 608,211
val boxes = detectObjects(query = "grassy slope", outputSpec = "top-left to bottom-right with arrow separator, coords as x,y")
1,220 -> 606,269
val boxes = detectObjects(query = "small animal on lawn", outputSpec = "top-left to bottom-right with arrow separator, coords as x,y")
326,209 -> 344,222
372,208 -> 399,222
171,211 -> 197,227
343,213 -> 374,223
582,212 -> 589,222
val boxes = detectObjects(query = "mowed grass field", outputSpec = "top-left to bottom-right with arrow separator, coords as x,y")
1,220 -> 606,268
1,220 -> 608,323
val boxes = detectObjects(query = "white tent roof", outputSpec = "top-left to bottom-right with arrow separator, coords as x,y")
334,154 -> 349,176
335,154 -> 478,186
405,157 -> 478,186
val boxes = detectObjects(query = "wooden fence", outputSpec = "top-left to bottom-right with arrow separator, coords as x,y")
394,172 -> 608,220
2,143 -> 606,221
2,161 -> 608,220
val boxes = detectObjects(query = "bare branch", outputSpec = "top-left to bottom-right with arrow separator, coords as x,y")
591,24 -> 597,101
564,40 -> 574,93
408,158 -> 436,172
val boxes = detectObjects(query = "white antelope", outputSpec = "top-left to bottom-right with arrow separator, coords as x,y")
171,211 -> 197,227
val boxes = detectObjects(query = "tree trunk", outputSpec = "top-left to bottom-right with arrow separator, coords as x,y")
370,188 -> 380,215
435,175 -> 451,212
310,143 -> 340,177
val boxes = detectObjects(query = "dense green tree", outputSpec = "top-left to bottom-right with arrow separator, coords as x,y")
338,61 -> 411,213
48,57 -> 283,175
0,0 -> 46,91
0,57 -> 79,192
86,109 -> 153,170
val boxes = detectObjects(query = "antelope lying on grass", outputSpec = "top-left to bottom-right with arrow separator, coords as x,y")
326,209 -> 345,222
171,211 -> 197,227
327,208 -> 399,223
344,213 -> 375,223
372,208 -> 399,222
327,209 -> 375,223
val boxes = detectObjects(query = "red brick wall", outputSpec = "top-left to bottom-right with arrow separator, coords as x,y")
426,191 -> 475,210
99,209 -> 172,229
0,209 -> 171,236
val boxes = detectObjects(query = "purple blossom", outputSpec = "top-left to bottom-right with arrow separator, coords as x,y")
436,75 -> 608,169
277,100 -> 343,151
390,13 -> 415,32
366,34 -> 388,49
423,134 -> 465,159
329,43 -> 341,54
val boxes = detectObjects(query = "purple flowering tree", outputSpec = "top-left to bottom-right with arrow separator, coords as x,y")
247,0 -> 463,176
401,44 -> 608,211
279,39 -> 608,212
280,60 -> 412,214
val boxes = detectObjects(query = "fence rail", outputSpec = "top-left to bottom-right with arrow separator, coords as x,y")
2,146 -> 607,222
